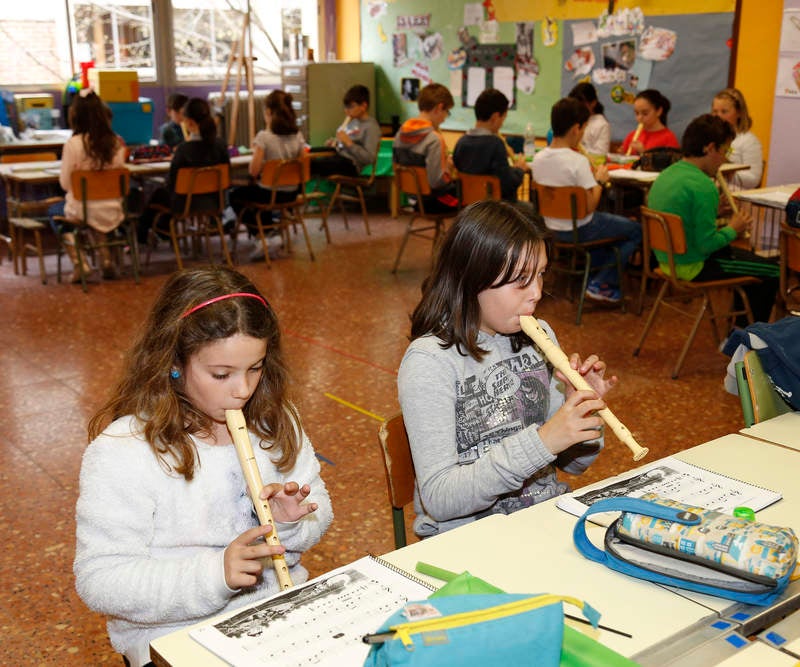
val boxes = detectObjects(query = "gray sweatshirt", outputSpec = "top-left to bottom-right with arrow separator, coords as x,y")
398,322 -> 602,537
336,116 -> 381,172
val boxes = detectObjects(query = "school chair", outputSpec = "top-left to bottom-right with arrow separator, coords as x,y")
325,153 -> 379,235
778,222 -> 800,316
391,164 -> 458,274
147,164 -> 232,271
531,181 -> 626,325
1,151 -> 63,283
736,350 -> 792,427
377,412 -> 415,549
54,168 -> 139,293
634,207 -> 758,379
457,172 -> 501,206
235,157 -> 315,269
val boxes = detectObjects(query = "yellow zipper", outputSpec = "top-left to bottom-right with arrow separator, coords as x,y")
390,594 -> 584,649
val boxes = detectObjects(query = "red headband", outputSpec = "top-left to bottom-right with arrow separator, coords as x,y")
179,292 -> 268,319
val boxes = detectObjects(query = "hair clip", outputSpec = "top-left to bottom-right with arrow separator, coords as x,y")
79,87 -> 95,98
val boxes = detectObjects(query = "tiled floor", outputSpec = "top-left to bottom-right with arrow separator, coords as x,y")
0,210 -> 747,664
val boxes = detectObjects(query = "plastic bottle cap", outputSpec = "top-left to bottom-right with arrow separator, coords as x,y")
733,506 -> 756,521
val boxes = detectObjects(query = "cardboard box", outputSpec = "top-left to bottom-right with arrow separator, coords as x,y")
88,69 -> 140,102
107,98 -> 153,145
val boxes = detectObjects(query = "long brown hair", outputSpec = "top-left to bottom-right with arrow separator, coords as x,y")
265,90 -> 299,135
410,200 -> 551,361
88,267 -> 301,480
69,91 -> 121,168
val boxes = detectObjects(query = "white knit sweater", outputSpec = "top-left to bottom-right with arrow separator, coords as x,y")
74,415 -> 333,667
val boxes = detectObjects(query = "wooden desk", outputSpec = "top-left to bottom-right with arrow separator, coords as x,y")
740,412 -> 800,451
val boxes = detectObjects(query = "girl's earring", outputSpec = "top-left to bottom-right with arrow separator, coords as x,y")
170,368 -> 181,379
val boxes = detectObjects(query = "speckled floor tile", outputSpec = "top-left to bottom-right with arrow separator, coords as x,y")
0,210 -> 754,664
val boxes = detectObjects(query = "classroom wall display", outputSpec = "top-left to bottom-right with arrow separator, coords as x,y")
560,10 -> 734,144
361,0 -> 735,143
361,0 -> 562,136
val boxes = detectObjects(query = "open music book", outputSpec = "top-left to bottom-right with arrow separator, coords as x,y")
556,456 -> 782,526
190,555 -> 435,667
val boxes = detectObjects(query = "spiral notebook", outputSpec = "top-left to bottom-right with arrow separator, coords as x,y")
190,555 -> 435,667
556,456 -> 781,526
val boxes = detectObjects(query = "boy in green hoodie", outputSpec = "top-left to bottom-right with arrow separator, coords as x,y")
392,83 -> 459,212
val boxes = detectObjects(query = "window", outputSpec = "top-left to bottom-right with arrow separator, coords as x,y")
0,0 -> 319,87
169,0 -> 319,82
70,0 -> 156,78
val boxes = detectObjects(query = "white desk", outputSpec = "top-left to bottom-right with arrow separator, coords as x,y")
150,433 -> 800,666
740,412 -> 800,451
383,501 -> 717,657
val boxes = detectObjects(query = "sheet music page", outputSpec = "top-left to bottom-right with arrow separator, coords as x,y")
190,555 -> 435,666
556,456 -> 782,526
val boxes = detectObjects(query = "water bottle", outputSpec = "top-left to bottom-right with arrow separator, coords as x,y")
523,122 -> 536,159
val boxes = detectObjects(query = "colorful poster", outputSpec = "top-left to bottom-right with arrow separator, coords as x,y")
775,56 -> 800,98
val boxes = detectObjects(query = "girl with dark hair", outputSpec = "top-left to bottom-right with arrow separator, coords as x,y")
138,97 -> 231,244
620,89 -> 679,156
398,200 -> 616,538
48,90 -> 127,282
75,266 -> 333,667
229,90 -> 306,260
568,82 -> 610,156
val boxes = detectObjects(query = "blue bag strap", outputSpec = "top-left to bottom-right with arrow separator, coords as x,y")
573,497 -> 701,564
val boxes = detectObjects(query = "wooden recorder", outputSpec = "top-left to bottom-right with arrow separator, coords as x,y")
519,316 -> 649,461
225,409 -> 294,590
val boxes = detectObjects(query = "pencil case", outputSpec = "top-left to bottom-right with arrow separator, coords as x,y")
363,593 -> 598,667
573,494 -> 798,606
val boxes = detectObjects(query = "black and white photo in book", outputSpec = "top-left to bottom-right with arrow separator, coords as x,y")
190,555 -> 434,667
555,456 -> 781,525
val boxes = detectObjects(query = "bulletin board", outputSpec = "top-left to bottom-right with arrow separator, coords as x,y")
360,1 -> 736,142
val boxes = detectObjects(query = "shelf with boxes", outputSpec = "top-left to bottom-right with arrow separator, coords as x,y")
88,69 -> 153,146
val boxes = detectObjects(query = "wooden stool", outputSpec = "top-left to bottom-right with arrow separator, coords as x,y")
9,217 -> 47,284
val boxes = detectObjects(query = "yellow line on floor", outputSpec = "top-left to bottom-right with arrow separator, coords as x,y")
324,393 -> 384,422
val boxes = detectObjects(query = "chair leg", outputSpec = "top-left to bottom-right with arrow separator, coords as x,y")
633,281 -> 669,356
214,216 -> 234,268
391,507 -> 407,549
356,186 -> 371,235
32,228 -> 46,284
392,216 -> 416,274
293,208 -> 315,261
575,253 -> 592,326
672,294 -> 710,379
254,211 -> 273,269
169,218 -> 184,270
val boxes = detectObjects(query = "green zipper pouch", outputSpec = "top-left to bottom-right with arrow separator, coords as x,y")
363,592 -> 598,667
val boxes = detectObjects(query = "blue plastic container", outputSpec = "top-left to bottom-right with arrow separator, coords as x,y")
107,98 -> 153,146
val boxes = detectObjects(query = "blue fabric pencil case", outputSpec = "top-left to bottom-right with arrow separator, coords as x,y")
573,494 -> 798,606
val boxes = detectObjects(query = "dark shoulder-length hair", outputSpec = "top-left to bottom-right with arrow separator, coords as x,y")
266,90 -> 299,135
410,200 -> 551,361
69,91 -> 121,167
88,266 -> 301,481
183,97 -> 218,143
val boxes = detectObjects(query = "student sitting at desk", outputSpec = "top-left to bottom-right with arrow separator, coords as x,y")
452,88 -> 528,202
228,89 -> 305,261
647,114 -> 778,326
48,90 -> 127,283
137,97 -> 230,245
620,89 -> 679,156
711,87 -> 763,190
310,84 -> 380,178
158,93 -> 188,150
532,97 -> 641,304
392,82 -> 459,213
568,82 -> 610,157
73,266 -> 333,667
398,200 -> 614,538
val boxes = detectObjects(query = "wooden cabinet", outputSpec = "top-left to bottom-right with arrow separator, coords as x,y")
281,62 -> 375,147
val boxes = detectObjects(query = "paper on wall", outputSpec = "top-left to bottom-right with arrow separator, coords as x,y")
493,67 -> 515,104
479,19 -> 499,44
449,69 -> 463,101
775,55 -> 800,98
571,21 -> 598,46
466,67 -> 487,106
779,10 -> 800,53
463,3 -> 484,27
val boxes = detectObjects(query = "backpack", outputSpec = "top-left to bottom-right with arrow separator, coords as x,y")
786,186 -> 800,228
